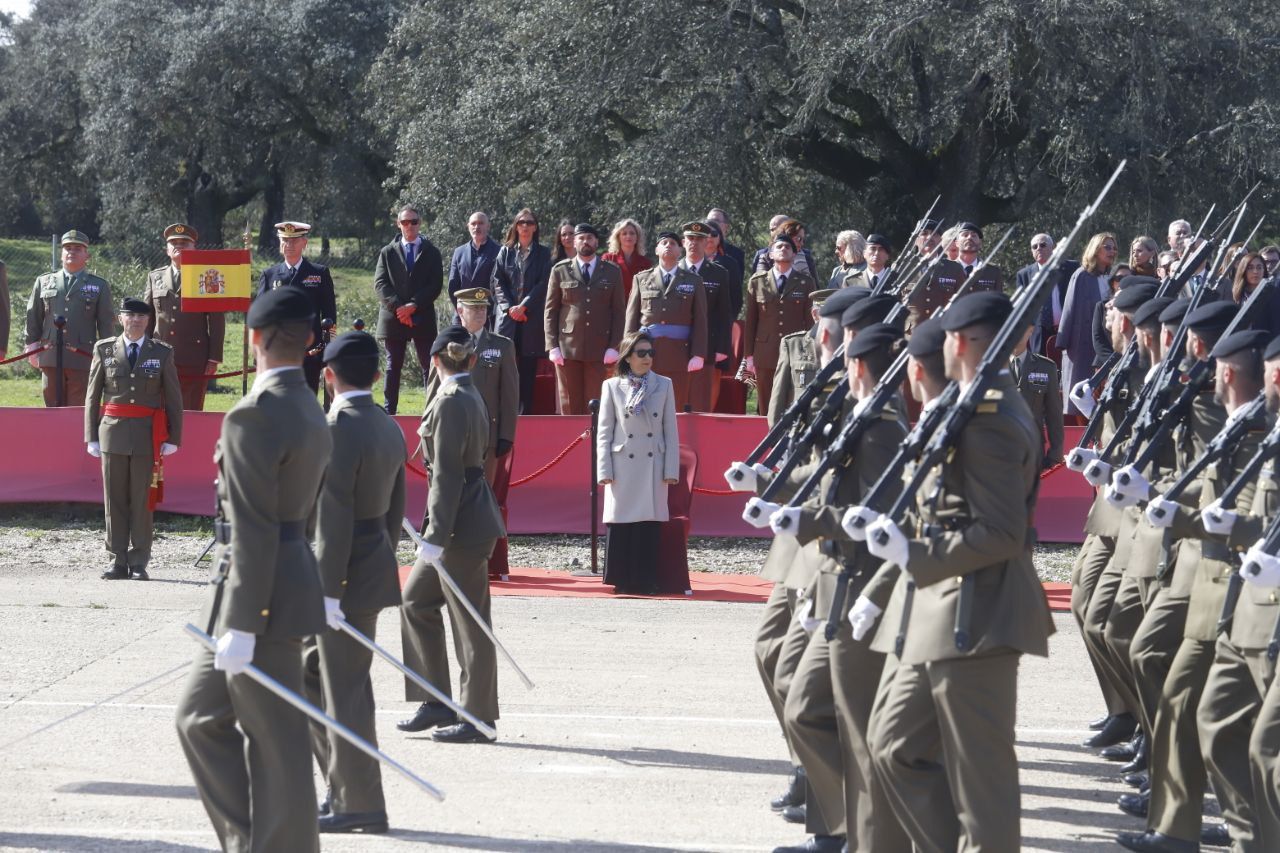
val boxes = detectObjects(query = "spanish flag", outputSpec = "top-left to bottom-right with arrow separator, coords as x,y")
179,249 -> 252,312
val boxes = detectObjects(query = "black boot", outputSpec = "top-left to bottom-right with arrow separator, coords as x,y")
771,766 -> 806,811
1084,711 -> 1137,748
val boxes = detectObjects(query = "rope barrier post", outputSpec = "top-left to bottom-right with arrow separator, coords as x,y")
240,312 -> 249,398
589,398 -> 600,575
53,315 -> 66,407
353,318 -> 365,332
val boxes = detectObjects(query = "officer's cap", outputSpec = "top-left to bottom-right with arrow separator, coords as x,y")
1158,298 -> 1192,327
323,331 -> 380,365
907,318 -> 947,357
60,230 -> 89,247
1264,335 -> 1280,362
1186,302 -> 1239,337
1132,297 -> 1175,329
164,223 -> 197,244
808,289 -> 836,305
573,223 -> 599,238
865,233 -> 892,252
456,287 -> 491,307
772,235 -> 797,252
275,221 -> 311,239
1112,283 -> 1158,313
431,324 -> 475,356
119,297 -> 152,316
940,291 -> 1012,332
1117,274 -> 1160,291
1211,330 -> 1270,360
681,221 -> 712,239
818,286 -> 868,319
247,287 -> 315,329
702,220 -> 722,239
846,322 -> 903,360
956,221 -> 982,235
841,294 -> 897,331
655,230 -> 681,244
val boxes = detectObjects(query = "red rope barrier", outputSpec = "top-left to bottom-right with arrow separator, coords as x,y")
509,429 -> 589,488
0,345 -> 49,366
179,366 -> 256,381
406,459 -> 429,479
1040,462 -> 1064,479
692,485 -> 740,496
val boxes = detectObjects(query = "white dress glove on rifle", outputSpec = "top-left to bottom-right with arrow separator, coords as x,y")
417,540 -> 445,565
770,506 -> 802,536
743,497 -> 779,529
849,596 -> 884,642
794,598 -> 821,633
1070,379 -> 1096,418
1066,446 -> 1098,473
1145,496 -> 1177,529
724,462 -> 757,492
323,596 -> 345,631
548,347 -> 565,366
841,506 -> 879,541
1241,544 -> 1280,588
214,629 -> 256,674
1104,484 -> 1141,508
86,441 -> 101,458
1200,501 -> 1237,536
1082,458 -> 1112,488
866,516 -> 910,569
1111,464 -> 1150,500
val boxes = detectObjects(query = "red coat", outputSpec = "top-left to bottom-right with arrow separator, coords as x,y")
602,251 -> 653,301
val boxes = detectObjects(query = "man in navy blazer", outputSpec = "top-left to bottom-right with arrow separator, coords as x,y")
1016,233 -> 1079,356
372,205 -> 444,414
257,221 -> 337,395
448,212 -> 500,307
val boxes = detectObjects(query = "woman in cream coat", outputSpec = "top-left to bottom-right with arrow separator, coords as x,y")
596,331 -> 681,594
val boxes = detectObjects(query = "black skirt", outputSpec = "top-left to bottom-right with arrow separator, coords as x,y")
603,521 -> 661,594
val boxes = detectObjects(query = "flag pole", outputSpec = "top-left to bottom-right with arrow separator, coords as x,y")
242,219 -> 252,398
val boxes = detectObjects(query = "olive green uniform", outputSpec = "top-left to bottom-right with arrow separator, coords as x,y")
767,331 -> 819,429
424,327 -> 518,484
543,257 -> 625,414
144,265 -> 227,410
625,265 -> 708,411
25,268 -> 115,406
744,268 -> 816,415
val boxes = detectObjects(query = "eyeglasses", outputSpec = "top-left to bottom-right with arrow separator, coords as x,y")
1031,241 -> 1051,249
516,220 -> 535,227
399,218 -> 420,225
632,349 -> 654,358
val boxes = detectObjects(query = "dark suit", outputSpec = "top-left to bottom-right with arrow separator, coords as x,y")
372,236 -> 444,414
683,258 -> 733,411
448,238 -> 500,304
492,241 -> 552,412
1012,351 -> 1064,466
1017,259 -> 1078,355
257,260 -> 337,393
721,242 -> 746,318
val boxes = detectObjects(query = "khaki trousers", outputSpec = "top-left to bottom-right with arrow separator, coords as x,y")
754,366 -> 776,416
1130,585 -> 1187,739
555,359 -> 608,415
754,583 -> 798,762
1083,556 -> 1141,718
175,637 -> 320,853
1072,534 -> 1127,714
102,450 -> 154,569
1148,637 -> 1215,843
1102,569 -> 1149,720
1250,665 -> 1280,850
41,366 -> 88,407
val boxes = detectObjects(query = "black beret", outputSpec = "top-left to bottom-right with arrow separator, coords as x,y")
1211,330 -> 1270,359
866,233 -> 892,251
119,297 -> 152,316
573,223 -> 599,237
1132,296 -> 1175,329
908,317 -> 946,357
1264,335 -> 1280,362
1113,283 -> 1158,313
1117,274 -> 1160,291
1158,298 -> 1192,326
772,235 -> 797,252
1186,302 -> 1238,336
956,221 -> 981,234
247,287 -> 315,329
430,324 -> 474,356
940,291 -> 1012,332
655,230 -> 681,243
920,218 -> 941,232
846,322 -> 903,360
323,331 -> 380,364
841,295 -> 897,330
818,286 -> 869,319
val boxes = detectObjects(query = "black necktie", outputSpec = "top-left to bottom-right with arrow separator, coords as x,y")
405,242 -> 415,273
663,272 -> 672,288
128,342 -> 138,369
581,263 -> 591,282
964,264 -> 973,277
777,274 -> 787,295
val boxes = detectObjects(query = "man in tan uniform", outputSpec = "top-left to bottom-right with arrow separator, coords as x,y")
25,230 -> 115,406
144,223 -> 226,410
745,235 -> 817,415
85,297 -> 183,580
766,290 -> 834,427
544,223 -> 626,414
625,229 -> 708,410
304,331 -> 406,835
680,221 -> 734,412
400,325 -> 507,743
175,287 -> 332,853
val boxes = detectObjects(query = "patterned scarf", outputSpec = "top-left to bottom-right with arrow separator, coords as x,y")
624,371 -> 650,416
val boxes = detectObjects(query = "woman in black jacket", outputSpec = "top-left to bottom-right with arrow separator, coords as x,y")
492,208 -> 553,413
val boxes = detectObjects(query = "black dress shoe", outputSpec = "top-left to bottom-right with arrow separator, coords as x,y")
1120,739 -> 1149,774
1089,713 -> 1114,731
396,702 -> 458,733
431,721 -> 495,743
129,566 -> 149,581
1117,791 -> 1149,819
318,789 -> 331,816
1200,822 -> 1230,847
1115,829 -> 1196,852
771,766 -> 806,811
318,811 -> 389,834
1084,712 -> 1137,748
1102,732 -> 1144,762
100,565 -> 129,580
781,804 -> 806,824
771,834 -> 845,853
1123,771 -> 1149,788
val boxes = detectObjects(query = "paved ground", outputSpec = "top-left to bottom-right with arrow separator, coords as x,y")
0,546 -> 1146,852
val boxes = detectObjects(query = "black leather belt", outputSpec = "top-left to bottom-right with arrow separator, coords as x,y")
353,517 -> 385,536
214,518 -> 307,543
465,466 -> 484,483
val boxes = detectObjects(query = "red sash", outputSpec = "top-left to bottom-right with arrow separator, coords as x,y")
102,402 -> 168,510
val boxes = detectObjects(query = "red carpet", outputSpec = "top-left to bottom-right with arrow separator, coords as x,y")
399,566 -> 1074,611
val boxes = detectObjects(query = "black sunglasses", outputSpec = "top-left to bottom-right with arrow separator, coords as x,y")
399,218 -> 420,225
632,349 -> 655,358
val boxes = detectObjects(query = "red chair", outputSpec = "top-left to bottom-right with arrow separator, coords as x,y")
487,449 -> 516,579
656,446 -> 697,595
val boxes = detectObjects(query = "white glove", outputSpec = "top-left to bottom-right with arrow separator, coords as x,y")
1241,544 -> 1280,588
751,463 -> 772,479
1145,496 -> 1177,528
715,352 -> 729,363
769,506 -> 802,536
1104,484 -> 1141,508
417,540 -> 445,565
323,596 -> 345,631
841,505 -> 879,541
744,356 -> 755,372
86,441 -> 101,458
724,461 -> 757,492
866,516 -> 910,569
160,442 -> 178,456
1082,458 -> 1112,488
794,598 -> 821,633
1070,379 -> 1096,418
548,347 -> 565,366
743,497 -> 780,528
1066,446 -> 1098,473
1201,501 -> 1238,536
687,356 -> 704,372
214,629 -> 256,674
603,348 -> 620,365
1112,464 -> 1150,500
849,595 -> 883,642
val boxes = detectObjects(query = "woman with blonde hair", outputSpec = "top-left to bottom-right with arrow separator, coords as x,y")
1129,236 -> 1159,277
1058,232 -> 1118,414
602,218 -> 652,301
595,331 -> 680,595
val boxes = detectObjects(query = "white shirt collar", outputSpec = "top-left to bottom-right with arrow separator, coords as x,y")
330,389 -> 373,414
252,365 -> 302,393
123,333 -> 146,348
658,263 -> 679,277
441,372 -> 469,387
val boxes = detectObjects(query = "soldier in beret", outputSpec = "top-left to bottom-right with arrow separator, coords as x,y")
25,230 -> 116,406
85,297 -> 183,580
257,221 -> 337,397
904,222 -> 988,333
745,235 -> 818,415
144,223 -> 226,410
843,234 -> 894,292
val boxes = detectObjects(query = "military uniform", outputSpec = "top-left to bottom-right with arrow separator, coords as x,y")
624,265 -> 707,410
0,259 -> 9,356
303,378 -> 406,824
1012,349 -> 1064,466
175,357 -> 332,853
543,256 -> 625,414
25,231 -> 115,407
145,263 -> 226,411
767,331 -> 819,428
258,235 -> 337,395
744,267 -> 816,415
683,257 -> 733,412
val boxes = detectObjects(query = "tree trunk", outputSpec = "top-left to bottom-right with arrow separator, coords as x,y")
257,165 -> 285,254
